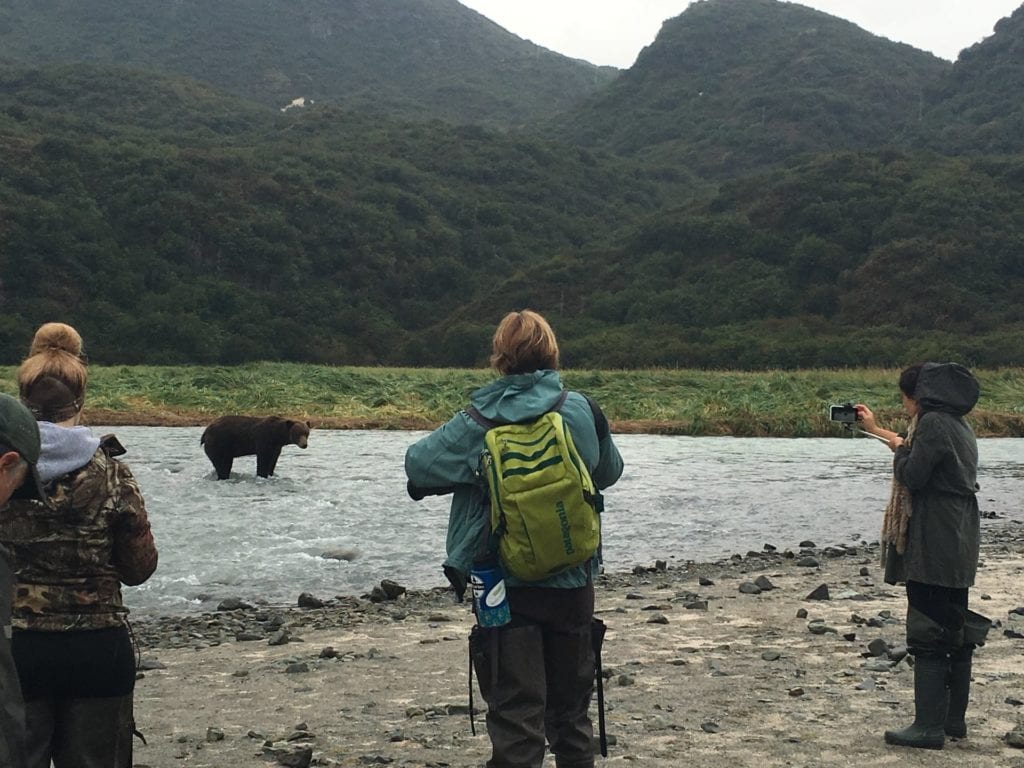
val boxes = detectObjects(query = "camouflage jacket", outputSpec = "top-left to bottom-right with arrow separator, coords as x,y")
0,446 -> 158,631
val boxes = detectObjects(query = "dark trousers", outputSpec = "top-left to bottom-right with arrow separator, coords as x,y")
12,627 -> 136,768
472,583 -> 597,768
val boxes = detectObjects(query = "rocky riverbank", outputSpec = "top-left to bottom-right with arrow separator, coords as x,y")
131,518 -> 1024,767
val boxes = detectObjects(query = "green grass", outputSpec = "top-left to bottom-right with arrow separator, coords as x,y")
3,364 -> 1023,437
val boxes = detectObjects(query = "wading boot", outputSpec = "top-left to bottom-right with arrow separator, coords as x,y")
884,655 -> 948,750
945,651 -> 973,739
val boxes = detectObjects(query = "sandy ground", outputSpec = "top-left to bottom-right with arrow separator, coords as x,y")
131,522 -> 1024,768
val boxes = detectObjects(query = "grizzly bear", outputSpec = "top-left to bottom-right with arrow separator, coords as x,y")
200,416 -> 311,480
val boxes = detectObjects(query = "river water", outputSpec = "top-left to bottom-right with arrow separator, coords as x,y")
101,427 -> 1024,617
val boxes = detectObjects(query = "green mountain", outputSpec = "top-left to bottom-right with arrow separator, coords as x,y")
0,0 -> 616,127
3,1 -> 1024,369
0,65 -> 693,365
552,0 -> 950,177
920,3 -> 1024,154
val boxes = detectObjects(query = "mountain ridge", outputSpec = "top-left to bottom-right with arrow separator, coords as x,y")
0,0 -> 617,126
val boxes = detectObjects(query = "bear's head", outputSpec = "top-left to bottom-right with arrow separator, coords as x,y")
289,420 -> 311,449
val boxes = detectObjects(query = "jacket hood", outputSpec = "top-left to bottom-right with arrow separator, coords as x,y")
36,421 -> 101,483
915,362 -> 979,416
469,370 -> 564,424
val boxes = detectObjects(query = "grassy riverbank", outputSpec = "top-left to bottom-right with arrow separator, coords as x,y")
3,364 -> 1023,436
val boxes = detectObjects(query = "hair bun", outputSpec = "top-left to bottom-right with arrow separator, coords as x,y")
29,322 -> 83,357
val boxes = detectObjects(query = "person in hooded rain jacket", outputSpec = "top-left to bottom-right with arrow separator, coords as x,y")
405,310 -> 623,768
0,323 -> 158,768
856,362 -> 987,750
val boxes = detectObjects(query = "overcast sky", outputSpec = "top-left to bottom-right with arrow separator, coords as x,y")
458,0 -> 1022,68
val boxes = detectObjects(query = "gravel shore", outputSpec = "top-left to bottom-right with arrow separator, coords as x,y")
131,518 -> 1024,767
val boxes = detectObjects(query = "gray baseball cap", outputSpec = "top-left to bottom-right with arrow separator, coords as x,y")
0,393 -> 46,500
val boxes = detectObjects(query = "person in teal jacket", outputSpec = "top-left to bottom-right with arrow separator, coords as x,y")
406,310 -> 623,768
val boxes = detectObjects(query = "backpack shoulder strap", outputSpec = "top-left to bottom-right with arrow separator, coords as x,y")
464,406 -> 494,430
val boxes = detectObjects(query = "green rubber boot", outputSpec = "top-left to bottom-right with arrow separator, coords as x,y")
945,652 -> 972,739
884,656 -> 948,750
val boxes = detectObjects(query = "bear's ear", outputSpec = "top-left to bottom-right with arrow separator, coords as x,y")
306,421 -> 311,429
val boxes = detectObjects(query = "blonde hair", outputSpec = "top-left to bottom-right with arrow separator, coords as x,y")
18,323 -> 88,415
490,310 -> 560,375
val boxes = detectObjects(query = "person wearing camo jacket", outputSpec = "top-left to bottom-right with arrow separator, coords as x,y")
0,323 -> 158,768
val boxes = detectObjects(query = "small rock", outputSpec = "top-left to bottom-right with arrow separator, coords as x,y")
320,547 -> 359,561
1006,697 -> 1024,707
805,584 -> 830,601
753,575 -> 775,591
863,658 -> 895,673
138,658 -> 167,671
276,746 -> 313,768
808,621 -> 837,635
799,540 -> 816,548
866,638 -> 889,657
646,613 -> 669,625
380,580 -> 407,600
268,630 -> 291,646
698,576 -> 715,586
1006,726 -> 1024,748
738,582 -> 762,595
319,647 -> 339,659
795,608 -> 808,619
297,592 -> 324,609
285,662 -> 309,674
700,721 -> 720,733
206,727 -> 225,742
788,687 -> 805,697
855,678 -> 876,691
685,600 -> 708,610
761,650 -> 781,661
217,597 -> 252,612
796,557 -> 820,568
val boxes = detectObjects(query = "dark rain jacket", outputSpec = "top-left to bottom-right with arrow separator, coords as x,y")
885,363 -> 980,588
405,370 -> 624,594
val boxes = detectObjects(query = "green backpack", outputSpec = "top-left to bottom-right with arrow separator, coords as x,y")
467,391 -> 601,582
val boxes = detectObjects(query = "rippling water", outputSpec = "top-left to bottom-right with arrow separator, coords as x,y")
99,427 -> 1024,617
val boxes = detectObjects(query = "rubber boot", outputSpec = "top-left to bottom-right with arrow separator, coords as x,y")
945,650 -> 973,739
884,656 -> 948,750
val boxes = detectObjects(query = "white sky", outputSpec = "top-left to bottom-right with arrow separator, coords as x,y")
458,0 -> 1022,68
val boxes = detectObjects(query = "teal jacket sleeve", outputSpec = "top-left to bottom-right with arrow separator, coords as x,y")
405,412 -> 490,594
405,411 -> 482,496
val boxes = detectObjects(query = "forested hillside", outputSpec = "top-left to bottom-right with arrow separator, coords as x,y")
2,0 -> 1024,369
0,0 -> 616,126
919,3 -> 1024,154
0,65 -> 693,365
551,0 -> 950,177
455,152 -> 1024,368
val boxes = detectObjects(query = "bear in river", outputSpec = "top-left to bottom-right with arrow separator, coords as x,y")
201,416 -> 311,480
